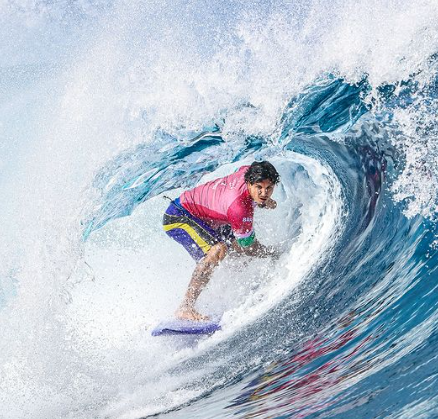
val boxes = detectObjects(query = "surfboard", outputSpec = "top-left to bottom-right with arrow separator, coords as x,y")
151,318 -> 221,336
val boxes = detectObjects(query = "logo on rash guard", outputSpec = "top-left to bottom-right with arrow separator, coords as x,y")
242,217 -> 253,222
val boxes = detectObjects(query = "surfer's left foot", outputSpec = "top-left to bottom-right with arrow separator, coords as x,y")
175,305 -> 210,321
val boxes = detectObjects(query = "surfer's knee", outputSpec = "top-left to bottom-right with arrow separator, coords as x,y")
207,242 -> 227,264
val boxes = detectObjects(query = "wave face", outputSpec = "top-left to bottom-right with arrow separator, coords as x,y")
1,1 -> 438,418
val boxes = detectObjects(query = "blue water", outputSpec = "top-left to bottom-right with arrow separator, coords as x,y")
1,1 -> 438,418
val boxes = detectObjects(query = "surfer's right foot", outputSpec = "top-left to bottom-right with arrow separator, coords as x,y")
175,305 -> 210,321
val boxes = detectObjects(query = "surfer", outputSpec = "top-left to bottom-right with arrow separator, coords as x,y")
163,161 -> 280,321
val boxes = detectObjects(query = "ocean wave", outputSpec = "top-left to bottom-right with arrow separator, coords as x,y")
1,1 -> 438,419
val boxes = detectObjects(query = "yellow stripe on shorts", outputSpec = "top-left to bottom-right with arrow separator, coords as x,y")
163,222 -> 212,254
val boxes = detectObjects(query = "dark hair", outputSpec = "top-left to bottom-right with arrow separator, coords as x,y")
244,161 -> 280,185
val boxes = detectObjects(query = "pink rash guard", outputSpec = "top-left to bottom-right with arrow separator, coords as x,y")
179,166 -> 256,247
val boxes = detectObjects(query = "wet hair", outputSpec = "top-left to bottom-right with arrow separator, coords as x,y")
244,161 -> 280,185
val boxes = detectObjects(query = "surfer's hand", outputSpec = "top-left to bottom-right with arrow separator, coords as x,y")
258,198 -> 277,209
268,246 -> 281,260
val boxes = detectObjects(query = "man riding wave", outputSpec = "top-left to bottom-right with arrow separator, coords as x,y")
163,161 -> 280,321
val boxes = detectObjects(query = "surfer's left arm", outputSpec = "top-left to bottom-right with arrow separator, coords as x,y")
230,200 -> 279,258
232,239 -> 280,259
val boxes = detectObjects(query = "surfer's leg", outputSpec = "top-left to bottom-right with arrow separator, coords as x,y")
176,242 -> 227,321
163,202 -> 230,320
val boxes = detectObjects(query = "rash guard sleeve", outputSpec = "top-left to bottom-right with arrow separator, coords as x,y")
227,199 -> 255,248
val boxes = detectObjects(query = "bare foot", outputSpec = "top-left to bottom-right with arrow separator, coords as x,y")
175,305 -> 210,321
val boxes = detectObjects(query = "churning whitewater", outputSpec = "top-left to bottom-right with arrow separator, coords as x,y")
1,1 -> 438,418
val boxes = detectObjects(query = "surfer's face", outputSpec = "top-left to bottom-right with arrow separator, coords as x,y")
247,179 -> 275,205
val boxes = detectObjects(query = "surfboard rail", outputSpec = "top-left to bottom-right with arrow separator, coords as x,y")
151,319 -> 221,336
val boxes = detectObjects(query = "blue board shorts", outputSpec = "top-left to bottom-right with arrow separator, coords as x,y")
163,198 -> 235,262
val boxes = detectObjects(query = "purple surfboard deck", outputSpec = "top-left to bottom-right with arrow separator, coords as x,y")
151,318 -> 221,336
